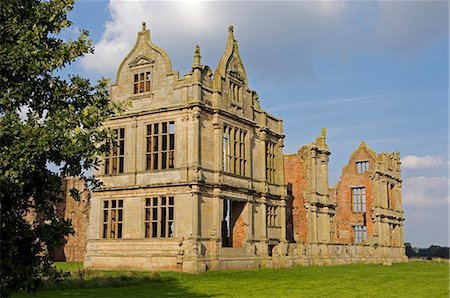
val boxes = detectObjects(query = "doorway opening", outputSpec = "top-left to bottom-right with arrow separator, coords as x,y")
221,199 -> 246,248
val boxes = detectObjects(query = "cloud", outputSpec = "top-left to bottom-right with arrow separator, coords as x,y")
81,1 -> 448,81
403,176 -> 450,207
401,155 -> 447,170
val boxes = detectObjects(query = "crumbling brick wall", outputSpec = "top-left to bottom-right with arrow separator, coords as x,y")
61,177 -> 89,262
284,153 -> 308,243
332,143 -> 376,244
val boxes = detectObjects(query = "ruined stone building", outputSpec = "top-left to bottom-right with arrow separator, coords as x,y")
61,24 -> 406,270
332,142 -> 404,248
285,133 -> 405,265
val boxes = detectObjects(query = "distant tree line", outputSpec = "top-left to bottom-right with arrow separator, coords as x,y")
404,243 -> 450,259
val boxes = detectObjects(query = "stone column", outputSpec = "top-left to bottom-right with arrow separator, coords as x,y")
276,138 -> 284,185
279,199 -> 287,242
310,205 -> 318,243
311,151 -> 316,191
212,188 -> 221,239
132,116 -> 139,184
191,185 -> 200,238
260,197 -> 267,240
246,201 -> 254,241
192,108 -> 201,168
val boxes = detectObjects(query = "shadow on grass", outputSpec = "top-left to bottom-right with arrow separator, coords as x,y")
16,271 -> 212,297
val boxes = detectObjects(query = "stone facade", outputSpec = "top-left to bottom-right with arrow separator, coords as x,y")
62,24 -> 406,271
84,24 -> 287,272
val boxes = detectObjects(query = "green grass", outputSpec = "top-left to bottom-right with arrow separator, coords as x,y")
14,262 -> 449,297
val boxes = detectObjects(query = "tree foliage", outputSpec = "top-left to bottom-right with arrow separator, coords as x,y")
0,0 -> 120,295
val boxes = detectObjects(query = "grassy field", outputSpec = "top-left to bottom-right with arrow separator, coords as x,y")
14,261 -> 449,297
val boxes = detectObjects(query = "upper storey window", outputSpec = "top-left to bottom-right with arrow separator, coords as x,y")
352,187 -> 366,213
146,121 -> 175,171
134,72 -> 151,94
105,128 -> 125,175
229,81 -> 242,103
223,124 -> 247,176
356,161 -> 369,174
266,142 -> 276,183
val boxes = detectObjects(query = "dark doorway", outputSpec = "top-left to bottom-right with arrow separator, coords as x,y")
221,199 -> 246,248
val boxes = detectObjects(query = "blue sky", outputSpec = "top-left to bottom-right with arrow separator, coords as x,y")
66,0 -> 448,248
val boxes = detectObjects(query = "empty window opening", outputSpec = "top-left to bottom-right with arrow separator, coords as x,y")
105,128 -> 125,175
266,206 -> 278,228
356,161 -> 369,174
352,187 -> 366,213
353,225 -> 367,244
229,81 -> 241,103
387,183 -> 395,209
146,121 -> 175,171
145,196 -> 174,238
223,125 -> 247,176
134,71 -> 151,94
102,199 -> 123,239
266,142 -> 276,183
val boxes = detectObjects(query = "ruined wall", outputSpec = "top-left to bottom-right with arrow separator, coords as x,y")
62,178 -> 89,262
284,130 -> 336,245
333,142 -> 376,244
332,142 -> 404,248
284,153 -> 308,243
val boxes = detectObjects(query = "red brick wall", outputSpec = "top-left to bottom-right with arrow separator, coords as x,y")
334,148 -> 375,244
61,178 -> 89,262
284,152 -> 308,243
231,201 -> 246,248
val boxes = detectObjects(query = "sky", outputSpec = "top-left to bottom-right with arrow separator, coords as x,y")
65,0 -> 449,248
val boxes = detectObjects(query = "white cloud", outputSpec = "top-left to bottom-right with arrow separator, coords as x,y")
81,1 -> 448,80
401,155 -> 447,170
403,176 -> 450,207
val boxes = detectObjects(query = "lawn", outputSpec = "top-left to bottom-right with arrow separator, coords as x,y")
14,261 -> 449,297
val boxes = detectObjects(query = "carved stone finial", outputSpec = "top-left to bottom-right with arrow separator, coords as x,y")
142,21 -> 146,31
193,44 -> 201,67
228,25 -> 234,39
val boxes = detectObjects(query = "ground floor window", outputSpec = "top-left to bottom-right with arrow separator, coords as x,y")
102,199 -> 123,239
353,225 -> 367,243
267,206 -> 278,228
145,196 -> 174,238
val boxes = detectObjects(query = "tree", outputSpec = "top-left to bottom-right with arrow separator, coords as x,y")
0,0 -> 120,295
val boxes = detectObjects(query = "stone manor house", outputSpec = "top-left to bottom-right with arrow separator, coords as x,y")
58,24 -> 406,272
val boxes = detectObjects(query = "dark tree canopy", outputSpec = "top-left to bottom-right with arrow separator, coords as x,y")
0,0 -> 120,295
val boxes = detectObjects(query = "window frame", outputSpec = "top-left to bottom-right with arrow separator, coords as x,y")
133,71 -> 151,94
352,187 -> 366,213
353,225 -> 367,244
104,128 -> 125,175
144,196 -> 175,238
146,121 -> 175,171
102,199 -> 124,239
266,142 -> 276,184
266,205 -> 278,228
223,124 -> 247,176
356,160 -> 369,174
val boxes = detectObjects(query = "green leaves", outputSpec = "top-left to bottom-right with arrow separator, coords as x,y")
0,0 -> 123,296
